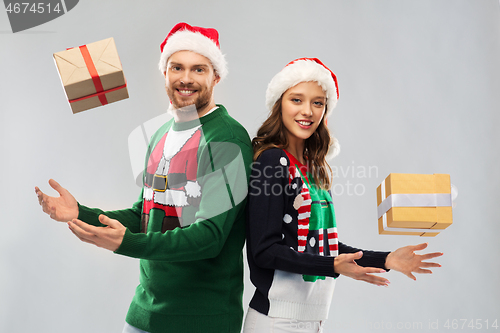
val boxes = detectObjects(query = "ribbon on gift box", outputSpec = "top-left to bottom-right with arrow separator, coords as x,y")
377,177 -> 455,233
380,213 -> 440,234
67,44 -> 127,105
68,83 -> 127,104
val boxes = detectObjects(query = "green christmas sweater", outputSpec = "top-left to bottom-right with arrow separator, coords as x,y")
78,105 -> 253,333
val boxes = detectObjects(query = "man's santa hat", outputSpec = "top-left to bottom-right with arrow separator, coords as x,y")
159,22 -> 228,81
266,57 -> 341,158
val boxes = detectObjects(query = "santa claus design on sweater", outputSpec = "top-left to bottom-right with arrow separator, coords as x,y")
142,125 -> 203,233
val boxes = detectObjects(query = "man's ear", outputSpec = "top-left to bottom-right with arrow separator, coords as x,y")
214,74 -> 221,85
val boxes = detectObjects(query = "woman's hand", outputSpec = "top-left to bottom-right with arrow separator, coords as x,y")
334,251 -> 390,286
385,243 -> 443,280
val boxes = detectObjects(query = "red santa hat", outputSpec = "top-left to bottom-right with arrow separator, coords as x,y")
266,58 -> 341,158
266,57 -> 339,116
159,22 -> 228,81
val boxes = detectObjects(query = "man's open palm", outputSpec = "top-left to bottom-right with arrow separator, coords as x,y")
35,179 -> 79,222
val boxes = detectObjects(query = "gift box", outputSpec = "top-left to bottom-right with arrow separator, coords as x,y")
376,173 -> 453,237
53,37 -> 128,114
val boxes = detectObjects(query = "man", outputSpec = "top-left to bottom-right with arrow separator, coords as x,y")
35,22 -> 253,333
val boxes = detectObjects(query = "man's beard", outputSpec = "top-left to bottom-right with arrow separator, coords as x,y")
166,84 -> 212,113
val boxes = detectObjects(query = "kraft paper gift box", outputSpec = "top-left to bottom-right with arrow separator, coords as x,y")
53,37 -> 128,114
376,173 -> 453,237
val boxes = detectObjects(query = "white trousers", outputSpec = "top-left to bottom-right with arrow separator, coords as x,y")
243,307 -> 324,333
122,322 -> 150,333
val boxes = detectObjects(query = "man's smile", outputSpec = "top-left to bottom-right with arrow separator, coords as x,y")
177,89 -> 197,96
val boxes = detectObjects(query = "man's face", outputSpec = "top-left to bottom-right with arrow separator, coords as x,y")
164,50 -> 220,112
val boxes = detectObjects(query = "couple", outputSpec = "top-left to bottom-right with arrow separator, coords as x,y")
35,23 -> 442,333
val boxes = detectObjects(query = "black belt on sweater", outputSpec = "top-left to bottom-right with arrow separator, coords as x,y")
144,173 -> 188,192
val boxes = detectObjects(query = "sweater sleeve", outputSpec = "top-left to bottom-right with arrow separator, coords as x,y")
338,242 -> 390,271
247,149 -> 337,278
114,138 -> 253,261
76,190 -> 143,234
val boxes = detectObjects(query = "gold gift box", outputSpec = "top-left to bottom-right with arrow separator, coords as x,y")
376,173 -> 453,237
53,37 -> 128,114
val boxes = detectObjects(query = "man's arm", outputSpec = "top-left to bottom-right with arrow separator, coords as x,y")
76,195 -> 143,232
69,138 -> 253,261
36,178 -> 143,234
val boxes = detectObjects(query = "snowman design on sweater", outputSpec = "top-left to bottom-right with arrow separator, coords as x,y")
142,125 -> 203,233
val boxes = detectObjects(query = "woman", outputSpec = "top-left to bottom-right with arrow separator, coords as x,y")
244,58 -> 442,332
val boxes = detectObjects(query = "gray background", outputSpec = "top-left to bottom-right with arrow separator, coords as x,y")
1,0 -> 499,332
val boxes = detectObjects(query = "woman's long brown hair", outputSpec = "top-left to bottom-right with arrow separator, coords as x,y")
252,95 -> 333,190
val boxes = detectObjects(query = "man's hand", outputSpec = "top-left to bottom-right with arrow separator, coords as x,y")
68,215 -> 126,252
334,251 -> 390,286
385,243 -> 443,280
35,179 -> 79,222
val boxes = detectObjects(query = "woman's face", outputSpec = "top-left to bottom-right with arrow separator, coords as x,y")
281,81 -> 326,144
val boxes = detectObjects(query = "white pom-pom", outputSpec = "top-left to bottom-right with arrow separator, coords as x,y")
185,181 -> 201,198
326,136 -> 341,160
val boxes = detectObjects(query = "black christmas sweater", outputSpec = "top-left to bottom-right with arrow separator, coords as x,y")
246,148 -> 390,320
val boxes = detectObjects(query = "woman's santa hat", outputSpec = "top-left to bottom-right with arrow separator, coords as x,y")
159,22 -> 228,81
266,57 -> 341,158
266,57 -> 339,115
